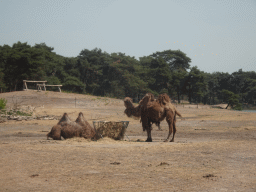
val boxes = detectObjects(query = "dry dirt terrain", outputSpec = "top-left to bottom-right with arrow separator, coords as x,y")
0,90 -> 256,192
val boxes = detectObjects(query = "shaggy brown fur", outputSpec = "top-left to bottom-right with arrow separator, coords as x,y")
139,94 -> 164,131
139,93 -> 156,109
60,123 -> 86,139
144,93 -> 182,142
57,112 -> 72,125
128,93 -> 182,142
47,125 -> 62,140
47,112 -> 96,140
124,95 -> 162,130
75,112 -> 96,139
157,93 -> 171,105
157,93 -> 182,118
47,113 -> 71,140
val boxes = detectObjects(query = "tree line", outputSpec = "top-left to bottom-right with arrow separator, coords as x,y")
0,41 -> 255,109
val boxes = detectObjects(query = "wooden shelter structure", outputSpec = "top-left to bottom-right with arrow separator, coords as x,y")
23,80 -> 47,91
23,80 -> 62,92
37,84 -> 62,92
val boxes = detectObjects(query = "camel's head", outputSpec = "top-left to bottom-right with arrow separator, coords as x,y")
46,125 -> 57,140
124,97 -> 133,109
46,125 -> 62,140
124,97 -> 133,117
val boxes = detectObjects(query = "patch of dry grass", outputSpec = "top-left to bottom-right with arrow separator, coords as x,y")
1,91 -> 256,191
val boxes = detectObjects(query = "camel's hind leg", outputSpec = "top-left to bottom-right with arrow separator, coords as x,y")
170,120 -> 176,142
141,115 -> 152,142
155,122 -> 162,131
164,110 -> 175,142
164,121 -> 173,142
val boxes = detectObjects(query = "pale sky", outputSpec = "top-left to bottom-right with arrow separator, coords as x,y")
1,0 -> 256,73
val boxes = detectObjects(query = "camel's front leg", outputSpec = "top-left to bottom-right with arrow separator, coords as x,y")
146,128 -> 152,142
146,122 -> 153,142
141,114 -> 148,132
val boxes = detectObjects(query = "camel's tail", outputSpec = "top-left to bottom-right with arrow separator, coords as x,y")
175,110 -> 182,118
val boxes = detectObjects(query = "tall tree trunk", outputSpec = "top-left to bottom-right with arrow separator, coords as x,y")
188,85 -> 192,104
177,86 -> 180,104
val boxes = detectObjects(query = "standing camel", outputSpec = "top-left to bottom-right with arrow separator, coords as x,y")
124,93 -> 182,142
123,93 -> 162,130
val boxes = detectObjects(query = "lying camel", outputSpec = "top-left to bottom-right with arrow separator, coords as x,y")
47,112 -> 96,140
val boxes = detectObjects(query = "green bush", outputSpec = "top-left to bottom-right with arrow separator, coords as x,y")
0,98 -> 7,109
7,110 -> 32,116
221,89 -> 242,110
233,103 -> 243,111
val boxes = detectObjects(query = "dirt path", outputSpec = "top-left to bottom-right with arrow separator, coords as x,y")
0,91 -> 256,191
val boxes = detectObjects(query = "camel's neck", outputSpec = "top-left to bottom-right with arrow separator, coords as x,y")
126,101 -> 136,109
125,101 -> 142,117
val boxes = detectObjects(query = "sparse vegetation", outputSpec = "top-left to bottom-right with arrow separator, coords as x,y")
62,90 -> 73,94
7,110 -> 32,116
0,98 -> 7,109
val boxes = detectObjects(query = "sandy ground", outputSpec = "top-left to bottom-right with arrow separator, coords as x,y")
0,90 -> 256,192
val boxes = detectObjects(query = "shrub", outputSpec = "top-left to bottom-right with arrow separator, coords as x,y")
233,103 -> 243,111
7,110 -> 32,116
0,98 -> 7,109
221,89 -> 242,110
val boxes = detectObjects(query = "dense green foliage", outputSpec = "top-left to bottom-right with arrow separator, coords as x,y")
0,41 -> 255,109
221,90 -> 242,110
0,98 -> 7,109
